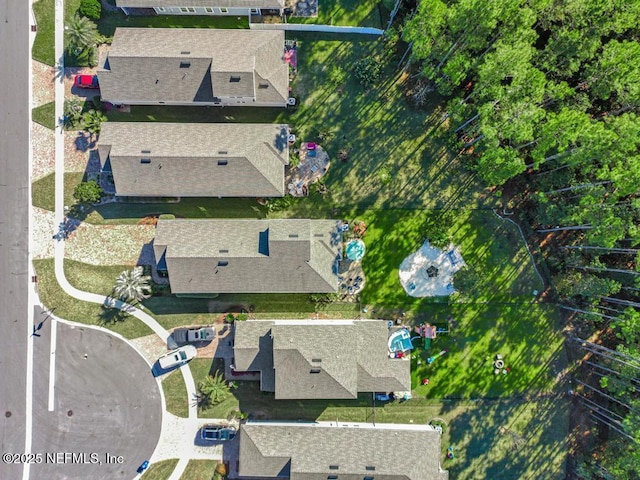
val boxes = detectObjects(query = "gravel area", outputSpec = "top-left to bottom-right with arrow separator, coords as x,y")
31,122 -> 55,181
65,223 -> 156,266
32,60 -> 55,107
31,207 -> 56,259
65,130 -> 99,173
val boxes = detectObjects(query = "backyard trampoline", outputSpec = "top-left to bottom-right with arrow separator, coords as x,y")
345,239 -> 366,261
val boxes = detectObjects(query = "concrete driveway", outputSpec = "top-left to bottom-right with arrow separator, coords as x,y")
29,310 -> 162,479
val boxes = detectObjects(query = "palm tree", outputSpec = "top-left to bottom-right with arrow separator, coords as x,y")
82,109 -> 106,138
66,14 -> 98,54
113,267 -> 151,303
198,372 -> 231,407
63,99 -> 83,128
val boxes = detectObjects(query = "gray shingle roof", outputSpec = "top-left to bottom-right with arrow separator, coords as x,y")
233,321 -> 276,392
116,0 -> 284,7
233,320 -> 411,399
239,421 -> 449,480
97,28 -> 288,105
97,122 -> 289,197
154,219 -> 342,293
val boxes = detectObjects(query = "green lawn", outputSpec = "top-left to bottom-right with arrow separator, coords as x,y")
33,259 -> 154,339
359,208 -> 543,310
52,259 -> 359,321
32,0 -> 55,66
40,28 -> 569,477
410,303 -> 565,398
141,459 -> 179,480
161,370 -> 189,418
32,172 -> 83,212
97,11 -> 247,38
32,102 -> 56,130
188,357 -> 566,478
179,460 -> 219,480
289,0 -> 386,28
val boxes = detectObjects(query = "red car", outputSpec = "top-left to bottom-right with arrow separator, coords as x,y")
73,74 -> 99,89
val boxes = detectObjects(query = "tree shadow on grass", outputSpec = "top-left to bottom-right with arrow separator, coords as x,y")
98,303 -> 130,325
445,398 -> 568,479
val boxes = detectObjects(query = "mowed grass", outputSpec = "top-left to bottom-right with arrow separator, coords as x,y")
409,303 -> 565,398
33,259 -> 154,339
141,459 -> 179,480
188,356 -> 567,479
32,0 -> 55,66
161,370 -> 189,418
31,172 -> 83,212
179,460 -> 218,480
359,209 -> 543,310
289,0 -> 386,27
42,259 -> 359,326
97,12 -> 247,38
32,102 -> 56,130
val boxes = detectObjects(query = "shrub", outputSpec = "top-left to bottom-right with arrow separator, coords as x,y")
79,0 -> 101,20
63,99 -> 83,129
76,46 -> 97,67
354,57 -> 382,87
91,94 -> 103,111
73,180 -> 103,204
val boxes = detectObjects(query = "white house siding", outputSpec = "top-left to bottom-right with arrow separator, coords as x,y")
152,6 -> 265,15
109,98 -> 285,107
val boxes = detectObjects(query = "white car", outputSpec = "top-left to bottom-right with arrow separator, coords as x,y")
173,326 -> 215,344
158,345 -> 197,370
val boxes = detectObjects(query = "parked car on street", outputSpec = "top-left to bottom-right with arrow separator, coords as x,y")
173,326 -> 215,344
157,345 -> 197,370
201,425 -> 236,441
73,74 -> 99,89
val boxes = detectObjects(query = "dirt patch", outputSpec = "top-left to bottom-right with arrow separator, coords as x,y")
138,216 -> 159,226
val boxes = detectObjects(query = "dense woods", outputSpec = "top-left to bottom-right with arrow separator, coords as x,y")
401,0 -> 640,477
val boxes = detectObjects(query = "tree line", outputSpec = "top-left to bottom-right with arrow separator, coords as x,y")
400,0 -> 640,477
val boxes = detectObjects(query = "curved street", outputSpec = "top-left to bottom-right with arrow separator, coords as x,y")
49,3 -> 203,479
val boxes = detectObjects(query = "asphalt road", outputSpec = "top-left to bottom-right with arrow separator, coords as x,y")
0,0 -> 31,477
30,311 -> 162,479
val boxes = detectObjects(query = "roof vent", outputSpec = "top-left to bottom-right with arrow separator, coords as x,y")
218,150 -> 228,155
329,465 -> 339,470
366,465 -> 376,471
288,234 -> 299,238
180,51 -> 190,55
219,249 -> 229,253
314,233 -> 324,237
141,149 -> 151,154
312,358 -> 322,363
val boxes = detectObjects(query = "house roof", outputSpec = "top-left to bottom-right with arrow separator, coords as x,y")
116,0 -> 284,8
233,320 -> 411,399
97,122 -> 290,197
238,421 -> 449,480
97,28 -> 288,105
233,321 -> 276,391
153,219 -> 342,293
